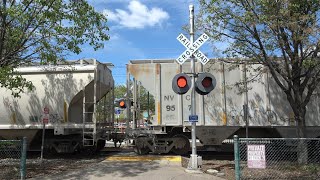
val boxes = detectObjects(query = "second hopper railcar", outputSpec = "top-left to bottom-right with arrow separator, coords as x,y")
126,59 -> 320,155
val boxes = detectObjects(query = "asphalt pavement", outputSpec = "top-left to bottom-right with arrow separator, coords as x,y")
31,153 -> 225,180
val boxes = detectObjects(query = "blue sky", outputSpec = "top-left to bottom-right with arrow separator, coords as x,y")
68,0 -> 216,85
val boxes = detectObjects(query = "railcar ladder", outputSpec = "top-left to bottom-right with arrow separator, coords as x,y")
82,89 -> 97,147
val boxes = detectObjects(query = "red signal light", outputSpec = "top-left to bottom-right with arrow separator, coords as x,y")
202,77 -> 212,88
119,101 -> 125,107
172,73 -> 191,95
119,100 -> 126,108
177,76 -> 187,88
195,73 -> 216,95
117,99 -> 133,109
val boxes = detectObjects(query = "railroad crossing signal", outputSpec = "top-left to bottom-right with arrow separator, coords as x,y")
172,73 -> 192,95
195,72 -> 216,95
117,98 -> 133,109
119,100 -> 126,108
172,72 -> 215,95
117,99 -> 127,108
176,33 -> 210,65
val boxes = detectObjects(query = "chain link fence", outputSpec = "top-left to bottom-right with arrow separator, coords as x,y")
0,137 -> 27,180
234,135 -> 320,180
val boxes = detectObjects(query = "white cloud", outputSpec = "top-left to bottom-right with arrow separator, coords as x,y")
103,0 -> 169,29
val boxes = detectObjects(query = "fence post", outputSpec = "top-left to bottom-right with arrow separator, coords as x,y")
234,135 -> 240,180
20,137 -> 27,180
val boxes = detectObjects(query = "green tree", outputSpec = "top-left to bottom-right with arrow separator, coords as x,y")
139,86 -> 155,116
198,0 -> 320,139
114,84 -> 155,119
114,84 -> 127,99
0,0 -> 109,97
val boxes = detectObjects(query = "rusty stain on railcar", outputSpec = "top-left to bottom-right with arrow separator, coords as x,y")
157,102 -> 161,125
221,112 -> 227,125
156,64 -> 161,75
128,64 -> 153,78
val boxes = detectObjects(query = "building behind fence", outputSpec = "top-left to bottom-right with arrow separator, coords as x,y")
234,135 -> 320,180
0,137 -> 27,180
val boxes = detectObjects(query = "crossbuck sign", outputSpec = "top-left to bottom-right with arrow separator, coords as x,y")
176,33 -> 210,65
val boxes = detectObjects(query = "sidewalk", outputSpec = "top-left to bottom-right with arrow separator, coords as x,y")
31,156 -> 225,180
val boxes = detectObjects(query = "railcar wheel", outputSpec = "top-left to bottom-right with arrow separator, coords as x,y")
171,134 -> 190,155
134,137 -> 150,155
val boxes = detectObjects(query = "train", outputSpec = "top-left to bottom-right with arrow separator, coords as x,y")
2,58 -> 319,155
125,59 -> 320,155
0,59 -> 115,153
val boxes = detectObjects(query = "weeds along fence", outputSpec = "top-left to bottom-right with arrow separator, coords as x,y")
233,135 -> 320,180
0,137 -> 27,180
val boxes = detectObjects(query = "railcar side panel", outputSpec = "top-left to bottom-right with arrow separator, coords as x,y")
128,59 -> 320,129
0,60 -> 114,152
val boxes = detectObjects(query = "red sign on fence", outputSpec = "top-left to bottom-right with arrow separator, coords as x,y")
42,118 -> 48,124
44,107 -> 49,114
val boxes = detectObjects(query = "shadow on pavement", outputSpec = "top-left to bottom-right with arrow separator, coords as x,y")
35,161 -> 161,180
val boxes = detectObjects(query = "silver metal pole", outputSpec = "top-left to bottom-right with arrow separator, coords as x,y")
126,65 -> 130,129
147,92 -> 150,120
138,82 -> 141,126
189,4 -> 200,170
133,78 -> 137,129
93,69 -> 97,135
112,84 -> 115,124
40,122 -> 45,163
20,137 -> 27,180
244,63 -> 249,138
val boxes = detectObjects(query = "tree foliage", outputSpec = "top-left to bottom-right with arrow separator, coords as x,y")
0,0 -> 109,97
114,84 -> 127,99
139,86 -> 155,114
198,0 -> 320,137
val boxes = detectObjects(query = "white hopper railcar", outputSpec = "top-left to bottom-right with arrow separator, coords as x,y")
0,59 -> 114,153
126,59 -> 320,155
